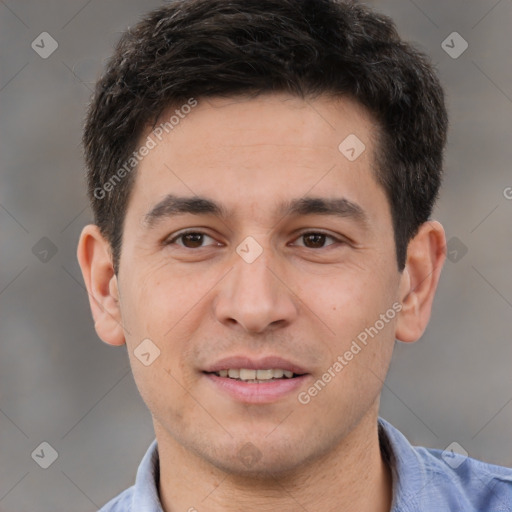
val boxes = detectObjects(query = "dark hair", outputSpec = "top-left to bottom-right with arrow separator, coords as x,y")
83,0 -> 448,274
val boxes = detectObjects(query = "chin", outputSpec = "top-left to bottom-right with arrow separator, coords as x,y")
210,449 -> 306,479
194,433 -> 317,479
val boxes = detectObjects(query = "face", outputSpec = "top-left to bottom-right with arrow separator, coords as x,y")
105,94 -> 405,474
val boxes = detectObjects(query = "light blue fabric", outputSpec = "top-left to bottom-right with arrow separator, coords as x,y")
99,417 -> 512,511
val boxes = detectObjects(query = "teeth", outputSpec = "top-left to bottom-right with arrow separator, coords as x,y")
256,369 -> 274,380
214,368 -> 298,381
240,369 -> 256,380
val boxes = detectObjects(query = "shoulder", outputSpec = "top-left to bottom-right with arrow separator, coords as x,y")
416,446 -> 512,509
96,439 -> 162,511
378,418 -> 512,512
98,485 -> 135,512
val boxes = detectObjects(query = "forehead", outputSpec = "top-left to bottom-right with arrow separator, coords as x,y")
126,93 -> 387,226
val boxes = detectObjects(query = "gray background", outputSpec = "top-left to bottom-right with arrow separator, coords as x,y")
1,0 -> 511,510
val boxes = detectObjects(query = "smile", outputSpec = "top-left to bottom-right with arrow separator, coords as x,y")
203,371 -> 310,403
212,368 -> 302,381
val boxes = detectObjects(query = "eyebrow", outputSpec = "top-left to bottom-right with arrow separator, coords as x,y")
143,194 -> 369,229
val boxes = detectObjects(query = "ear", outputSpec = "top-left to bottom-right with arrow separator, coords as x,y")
77,224 -> 126,346
395,220 -> 446,343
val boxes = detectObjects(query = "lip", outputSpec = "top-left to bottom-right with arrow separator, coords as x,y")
204,372 -> 310,403
202,355 -> 310,404
202,355 -> 308,375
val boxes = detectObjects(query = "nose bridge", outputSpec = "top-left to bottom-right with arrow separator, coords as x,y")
214,238 -> 297,333
234,244 -> 275,299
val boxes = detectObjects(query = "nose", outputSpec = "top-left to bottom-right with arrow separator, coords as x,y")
213,243 -> 298,334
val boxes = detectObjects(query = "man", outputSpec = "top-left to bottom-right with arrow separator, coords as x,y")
77,0 -> 512,510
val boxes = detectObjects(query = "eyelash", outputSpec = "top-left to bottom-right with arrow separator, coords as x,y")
164,230 -> 345,249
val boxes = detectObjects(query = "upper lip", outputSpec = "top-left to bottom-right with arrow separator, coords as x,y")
203,355 -> 309,375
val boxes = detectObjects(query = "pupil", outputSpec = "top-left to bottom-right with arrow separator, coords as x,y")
304,234 -> 325,248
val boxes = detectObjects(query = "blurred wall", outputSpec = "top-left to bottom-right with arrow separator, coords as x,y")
1,0 -> 511,510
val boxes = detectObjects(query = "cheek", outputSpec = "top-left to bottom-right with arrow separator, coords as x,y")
301,266 -> 398,367
121,265 -> 212,391
122,263 -> 203,337
122,271 -> 201,425
298,268 -> 378,329
130,357 -> 200,437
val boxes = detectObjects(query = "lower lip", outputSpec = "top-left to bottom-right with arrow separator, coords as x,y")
203,373 -> 310,403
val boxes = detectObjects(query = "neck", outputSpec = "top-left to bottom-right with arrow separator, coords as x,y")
155,412 -> 392,512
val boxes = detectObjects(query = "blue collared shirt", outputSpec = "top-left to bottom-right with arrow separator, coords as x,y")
99,418 -> 512,511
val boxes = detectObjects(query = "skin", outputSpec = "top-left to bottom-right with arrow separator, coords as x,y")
77,93 -> 446,512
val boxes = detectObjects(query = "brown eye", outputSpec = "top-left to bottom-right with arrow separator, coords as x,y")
303,233 -> 327,248
294,232 -> 339,249
180,233 -> 205,248
166,231 -> 218,249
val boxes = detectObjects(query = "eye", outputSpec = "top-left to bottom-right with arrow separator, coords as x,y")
165,230 -> 220,249
291,232 -> 342,249
164,230 -> 344,250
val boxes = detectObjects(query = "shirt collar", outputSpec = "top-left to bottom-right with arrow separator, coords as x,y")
131,438 -> 164,512
378,417 -> 428,512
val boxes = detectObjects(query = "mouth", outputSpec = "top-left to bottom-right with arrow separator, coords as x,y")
201,356 -> 310,403
204,368 -> 306,383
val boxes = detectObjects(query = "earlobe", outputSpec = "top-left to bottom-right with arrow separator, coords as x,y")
77,224 -> 126,346
395,221 -> 446,343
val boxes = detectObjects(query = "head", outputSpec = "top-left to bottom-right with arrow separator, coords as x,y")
78,0 -> 447,476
